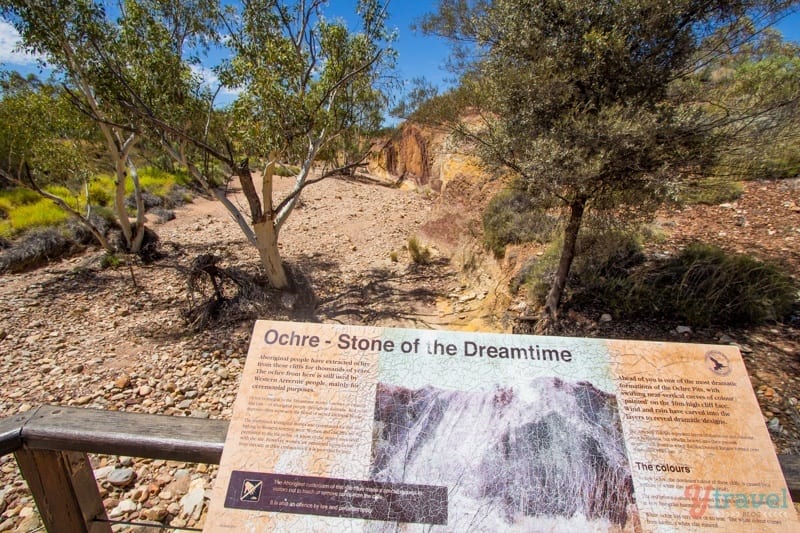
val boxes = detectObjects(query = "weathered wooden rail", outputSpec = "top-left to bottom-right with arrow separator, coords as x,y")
1,405 -> 799,532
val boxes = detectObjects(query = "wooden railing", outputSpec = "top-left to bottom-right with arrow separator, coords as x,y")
1,405 -> 799,532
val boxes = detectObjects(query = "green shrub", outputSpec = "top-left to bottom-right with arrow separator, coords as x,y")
570,229 -> 644,305
0,188 -> 40,211
42,185 -> 83,209
100,253 -> 122,269
132,167 -> 172,197
2,198 -> 71,236
678,177 -> 744,206
634,244 -> 797,326
407,236 -> 431,264
517,242 -> 562,301
724,143 -> 800,182
0,184 -> 92,238
520,228 -> 644,305
759,149 -> 800,180
559,242 -> 798,327
483,187 -> 559,257
0,220 -> 12,239
117,167 -> 192,197
88,175 -> 115,206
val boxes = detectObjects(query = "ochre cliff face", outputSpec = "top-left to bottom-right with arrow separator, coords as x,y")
369,123 -> 440,190
369,119 -> 488,195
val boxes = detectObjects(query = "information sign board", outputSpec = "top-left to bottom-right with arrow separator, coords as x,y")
205,320 -> 798,532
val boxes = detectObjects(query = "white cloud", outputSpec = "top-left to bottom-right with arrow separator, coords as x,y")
190,63 -> 242,103
0,19 -> 43,66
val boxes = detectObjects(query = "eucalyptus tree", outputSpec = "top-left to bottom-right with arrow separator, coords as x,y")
118,0 -> 395,288
696,27 -> 800,181
422,0 -> 799,318
0,74 -> 113,249
0,0 -> 153,253
4,0 -> 394,288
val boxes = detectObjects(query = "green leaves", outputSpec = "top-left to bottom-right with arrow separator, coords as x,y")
221,0 -> 393,162
0,75 -> 94,187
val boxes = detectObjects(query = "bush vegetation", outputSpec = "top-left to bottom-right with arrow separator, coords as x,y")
0,167 -> 190,239
629,245 -> 797,326
520,227 -> 645,305
518,233 -> 798,326
273,164 -> 301,177
483,186 -> 559,257
407,236 -> 431,264
0,195 -> 71,238
678,177 -> 744,206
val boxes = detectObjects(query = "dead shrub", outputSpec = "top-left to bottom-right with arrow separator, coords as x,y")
0,228 -> 75,273
181,255 -> 316,331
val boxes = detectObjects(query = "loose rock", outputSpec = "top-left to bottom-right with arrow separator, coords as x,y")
107,468 -> 136,488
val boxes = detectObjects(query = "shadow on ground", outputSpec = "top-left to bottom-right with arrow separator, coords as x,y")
308,258 -> 455,327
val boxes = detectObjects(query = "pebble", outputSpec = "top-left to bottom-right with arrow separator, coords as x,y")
718,334 -> 735,344
768,417 -> 784,433
75,395 -> 93,405
14,514 -> 40,531
109,498 -> 138,518
93,466 -> 115,480
180,479 -> 206,519
143,506 -> 168,521
115,374 -> 132,389
107,468 -> 136,487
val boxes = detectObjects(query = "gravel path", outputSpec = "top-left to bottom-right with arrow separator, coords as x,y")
0,174 -> 467,531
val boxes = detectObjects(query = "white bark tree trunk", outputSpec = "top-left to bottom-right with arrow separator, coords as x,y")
128,159 -> 146,253
254,156 -> 289,288
253,219 -> 289,288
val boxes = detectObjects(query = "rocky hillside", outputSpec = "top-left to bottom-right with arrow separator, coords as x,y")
0,121 -> 799,530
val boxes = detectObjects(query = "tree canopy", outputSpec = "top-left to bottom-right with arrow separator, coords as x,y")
421,0 -> 800,318
1,0 -> 395,287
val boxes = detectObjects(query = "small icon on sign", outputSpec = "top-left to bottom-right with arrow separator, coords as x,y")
705,351 -> 731,376
241,479 -> 263,502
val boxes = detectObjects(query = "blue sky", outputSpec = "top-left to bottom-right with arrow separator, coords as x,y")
775,9 -> 800,43
1,2 -> 798,104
